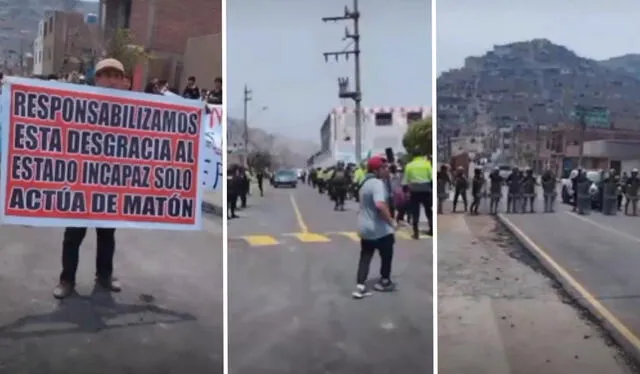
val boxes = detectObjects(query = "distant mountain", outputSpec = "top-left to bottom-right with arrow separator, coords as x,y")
227,117 -> 319,167
437,38 -> 640,138
599,54 -> 640,78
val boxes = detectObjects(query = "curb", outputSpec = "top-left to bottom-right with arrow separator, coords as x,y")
202,201 -> 223,217
496,213 -> 640,366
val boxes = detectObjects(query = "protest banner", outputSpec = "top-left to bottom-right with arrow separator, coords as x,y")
0,77 -> 207,230
201,104 -> 223,191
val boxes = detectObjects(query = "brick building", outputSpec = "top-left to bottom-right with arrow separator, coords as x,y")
100,0 -> 222,90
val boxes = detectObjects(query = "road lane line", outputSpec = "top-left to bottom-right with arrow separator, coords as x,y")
498,214 -> 640,353
290,194 -> 309,233
243,235 -> 279,246
564,211 -> 640,244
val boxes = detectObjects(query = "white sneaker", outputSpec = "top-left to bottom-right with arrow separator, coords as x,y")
352,284 -> 372,299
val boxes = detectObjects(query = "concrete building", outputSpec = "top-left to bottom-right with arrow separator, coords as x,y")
313,106 -> 431,166
32,19 -> 46,75
39,10 -> 100,76
100,0 -> 222,90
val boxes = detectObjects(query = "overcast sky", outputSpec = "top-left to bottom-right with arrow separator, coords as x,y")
437,0 -> 640,74
227,0 -> 431,141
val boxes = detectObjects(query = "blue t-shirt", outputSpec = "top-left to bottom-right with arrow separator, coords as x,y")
357,176 -> 394,240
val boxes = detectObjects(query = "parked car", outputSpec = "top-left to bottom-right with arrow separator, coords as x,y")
273,169 -> 298,188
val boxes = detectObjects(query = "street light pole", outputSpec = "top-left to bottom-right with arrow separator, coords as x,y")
322,0 -> 362,162
243,84 -> 252,166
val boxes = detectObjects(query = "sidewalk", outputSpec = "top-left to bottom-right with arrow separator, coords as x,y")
203,190 -> 223,216
438,214 -> 636,373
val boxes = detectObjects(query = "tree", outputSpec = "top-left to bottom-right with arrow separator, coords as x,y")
247,150 -> 273,171
402,116 -> 432,157
103,28 -> 149,75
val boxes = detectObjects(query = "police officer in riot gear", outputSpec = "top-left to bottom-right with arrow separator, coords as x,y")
506,167 -> 521,213
469,168 -> 484,215
521,168 -> 537,213
329,161 -> 350,211
452,166 -> 468,213
488,167 -> 503,214
625,168 -> 640,216
541,168 -> 557,213
571,168 -> 582,212
437,165 -> 450,214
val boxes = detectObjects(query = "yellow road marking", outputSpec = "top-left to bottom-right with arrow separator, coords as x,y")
233,231 -> 429,246
243,235 -> 279,246
395,230 -> 414,240
332,231 -> 361,241
284,232 -> 331,243
290,194 -> 309,233
499,214 -> 640,351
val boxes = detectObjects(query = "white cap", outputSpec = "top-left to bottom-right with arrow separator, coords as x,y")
95,58 -> 124,74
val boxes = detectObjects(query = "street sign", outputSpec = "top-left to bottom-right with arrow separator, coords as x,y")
570,106 -> 610,128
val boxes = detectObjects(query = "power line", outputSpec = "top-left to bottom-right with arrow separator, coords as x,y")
322,0 -> 362,162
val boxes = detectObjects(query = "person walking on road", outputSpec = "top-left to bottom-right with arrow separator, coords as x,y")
256,169 -> 265,197
228,165 -> 240,219
352,156 -> 397,299
403,154 -> 433,238
54,58 -> 126,299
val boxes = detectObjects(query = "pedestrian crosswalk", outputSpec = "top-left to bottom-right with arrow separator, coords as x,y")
232,230 -> 431,247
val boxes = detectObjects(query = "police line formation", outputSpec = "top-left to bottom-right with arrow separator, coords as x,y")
438,166 -> 640,216
304,155 -> 433,238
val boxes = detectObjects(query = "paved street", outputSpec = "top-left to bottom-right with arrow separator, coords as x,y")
0,208 -> 223,373
228,183 -> 432,374
494,194 -> 640,365
438,211 -> 637,374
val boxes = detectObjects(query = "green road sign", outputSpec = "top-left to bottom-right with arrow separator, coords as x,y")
570,106 -> 610,128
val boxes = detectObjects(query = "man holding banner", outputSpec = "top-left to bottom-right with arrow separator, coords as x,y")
55,58 -> 128,298
0,56 -> 216,299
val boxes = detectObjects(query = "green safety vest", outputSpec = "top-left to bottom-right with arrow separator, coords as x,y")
403,157 -> 432,192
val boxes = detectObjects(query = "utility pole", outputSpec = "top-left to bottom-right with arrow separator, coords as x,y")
322,0 -> 362,162
577,109 -> 586,168
243,84 -> 252,166
535,122 -> 541,174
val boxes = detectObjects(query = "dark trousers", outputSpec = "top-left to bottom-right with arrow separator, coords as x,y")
410,191 -> 433,235
334,186 -> 346,208
453,188 -> 467,211
240,192 -> 247,208
60,227 -> 116,284
228,193 -> 238,216
356,234 -> 394,284
257,179 -> 264,196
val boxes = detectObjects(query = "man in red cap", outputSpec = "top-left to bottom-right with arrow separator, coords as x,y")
352,155 -> 397,299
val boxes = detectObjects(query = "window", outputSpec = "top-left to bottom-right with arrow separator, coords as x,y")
407,111 -> 422,124
375,112 -> 392,126
49,17 -> 53,33
43,22 -> 47,36
123,0 -> 132,28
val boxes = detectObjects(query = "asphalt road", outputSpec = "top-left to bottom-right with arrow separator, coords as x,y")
438,212 -> 636,373
442,180 -> 640,365
228,182 -> 433,374
0,211 -> 223,374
